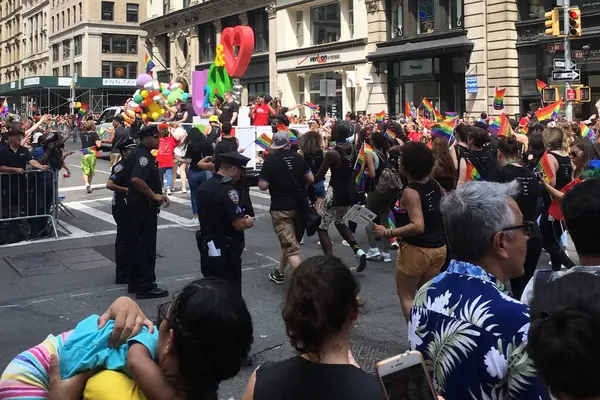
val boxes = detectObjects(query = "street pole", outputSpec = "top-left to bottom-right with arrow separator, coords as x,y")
563,0 -> 573,121
69,39 -> 75,116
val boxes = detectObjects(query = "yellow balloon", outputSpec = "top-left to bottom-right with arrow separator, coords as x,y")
217,44 -> 223,53
141,90 -> 149,98
148,103 -> 159,112
142,113 -> 148,120
159,108 -> 165,115
151,112 -> 159,121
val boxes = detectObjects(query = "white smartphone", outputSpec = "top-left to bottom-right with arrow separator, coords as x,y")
376,350 -> 438,400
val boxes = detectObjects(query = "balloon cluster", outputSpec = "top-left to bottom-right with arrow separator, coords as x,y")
122,73 -> 190,123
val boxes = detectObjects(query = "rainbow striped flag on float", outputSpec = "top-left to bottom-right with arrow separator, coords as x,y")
255,133 -> 272,149
145,53 -> 156,74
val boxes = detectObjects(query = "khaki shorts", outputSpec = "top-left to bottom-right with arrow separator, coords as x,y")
397,241 -> 447,277
270,210 -> 301,258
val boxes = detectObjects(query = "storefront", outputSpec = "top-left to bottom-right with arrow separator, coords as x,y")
276,38 -> 369,118
367,31 -> 473,116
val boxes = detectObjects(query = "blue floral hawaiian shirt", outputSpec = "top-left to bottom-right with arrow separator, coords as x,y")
409,260 -> 550,400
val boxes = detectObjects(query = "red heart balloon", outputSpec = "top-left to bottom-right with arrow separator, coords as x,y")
221,26 -> 255,77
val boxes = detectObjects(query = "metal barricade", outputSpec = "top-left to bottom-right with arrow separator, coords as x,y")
0,169 -> 59,243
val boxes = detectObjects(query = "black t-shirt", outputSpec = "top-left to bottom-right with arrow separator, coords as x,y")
253,356 -> 385,400
220,101 -> 240,125
197,174 -> 245,243
466,149 -> 498,181
259,150 -> 310,211
80,131 -> 100,149
111,125 -> 130,153
488,163 -> 540,223
398,179 -> 446,248
0,145 -> 32,169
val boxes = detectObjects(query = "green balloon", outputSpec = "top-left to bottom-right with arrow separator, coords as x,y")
208,63 -> 232,104
133,94 -> 143,103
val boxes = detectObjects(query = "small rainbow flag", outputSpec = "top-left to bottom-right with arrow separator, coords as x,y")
493,88 -> 506,110
78,103 -> 88,117
255,133 -> 272,149
288,131 -> 299,144
304,101 -> 320,110
384,129 -> 396,142
465,159 -> 482,181
536,79 -> 547,95
488,113 -> 511,137
535,100 -> 562,122
80,147 -> 100,157
388,210 -> 396,229
1,99 -> 8,114
445,111 -> 459,120
537,151 -> 555,184
520,125 -> 529,136
145,53 -> 156,74
375,110 -> 386,122
422,98 -> 434,114
354,142 -> 373,171
580,122 -> 594,140
355,164 -> 366,190
431,119 -> 455,140
404,101 -> 412,119
433,108 -> 444,122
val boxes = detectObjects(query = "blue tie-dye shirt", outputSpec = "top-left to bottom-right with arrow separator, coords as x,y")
409,260 -> 549,400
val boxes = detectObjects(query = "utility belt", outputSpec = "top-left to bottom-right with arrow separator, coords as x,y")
195,231 -> 244,256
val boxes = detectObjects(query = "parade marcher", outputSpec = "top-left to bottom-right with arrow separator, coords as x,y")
79,120 -> 101,194
107,139 -> 137,292
196,151 -> 254,293
457,126 -> 498,186
128,125 -> 169,299
105,115 -> 131,169
216,90 -> 239,126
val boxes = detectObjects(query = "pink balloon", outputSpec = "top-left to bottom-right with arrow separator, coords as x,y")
136,74 -> 153,89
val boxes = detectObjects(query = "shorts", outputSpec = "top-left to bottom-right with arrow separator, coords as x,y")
80,154 -> 97,176
318,185 -> 350,230
397,241 -> 447,277
0,331 -> 72,399
109,153 -> 121,169
313,180 -> 325,197
270,210 -> 301,258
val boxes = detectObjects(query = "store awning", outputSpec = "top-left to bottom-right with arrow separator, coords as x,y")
367,35 -> 474,62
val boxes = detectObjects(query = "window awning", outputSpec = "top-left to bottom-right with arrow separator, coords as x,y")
367,34 -> 474,62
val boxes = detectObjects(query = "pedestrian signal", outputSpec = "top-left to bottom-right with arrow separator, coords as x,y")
568,8 -> 582,37
545,9 -> 560,37
578,86 -> 590,102
542,87 -> 559,103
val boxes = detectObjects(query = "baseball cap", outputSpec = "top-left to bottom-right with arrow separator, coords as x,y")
208,115 -> 219,123
32,132 -> 44,144
137,125 -> 159,138
270,131 -> 290,150
218,151 -> 251,170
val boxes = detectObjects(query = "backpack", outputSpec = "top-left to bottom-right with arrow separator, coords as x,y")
375,152 -> 403,194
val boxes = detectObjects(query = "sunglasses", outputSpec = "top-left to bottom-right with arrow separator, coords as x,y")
499,221 -> 535,237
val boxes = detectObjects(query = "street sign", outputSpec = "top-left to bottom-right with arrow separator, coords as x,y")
553,58 -> 576,69
552,69 -> 581,81
466,75 -> 478,93
566,88 -> 577,101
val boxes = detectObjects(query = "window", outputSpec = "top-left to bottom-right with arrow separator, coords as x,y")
198,23 -> 215,62
390,0 -> 402,38
163,0 -> 170,15
52,67 -> 58,76
418,0 -> 434,34
102,34 -> 137,54
295,11 -> 303,46
311,2 -> 340,45
67,8 -> 70,25
52,44 -> 59,61
247,82 -> 268,99
164,34 -> 171,67
51,16 -> 54,33
74,61 -> 82,76
102,61 -> 138,79
183,0 -> 189,6
449,0 -> 462,28
222,15 -> 239,29
101,1 -> 114,20
62,65 -> 70,76
79,2 -> 82,21
72,5 -> 76,22
126,3 -> 138,23
61,11 -> 64,27
249,10 -> 268,52
62,39 -> 70,59
74,35 -> 82,55
298,76 -> 305,116
348,0 -> 354,38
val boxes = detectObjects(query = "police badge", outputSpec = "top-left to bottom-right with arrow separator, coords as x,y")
114,164 -> 123,173
228,190 -> 239,204
139,156 -> 148,167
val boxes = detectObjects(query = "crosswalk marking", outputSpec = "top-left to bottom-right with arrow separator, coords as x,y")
67,202 -> 117,225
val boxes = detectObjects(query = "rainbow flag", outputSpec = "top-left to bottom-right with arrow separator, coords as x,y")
488,113 -> 511,137
388,210 -> 396,229
465,159 -> 481,181
535,100 -> 562,122
520,125 -> 528,135
354,143 -> 373,171
255,133 -> 272,149
288,131 -> 299,144
355,164 -> 366,190
145,53 -> 156,74
580,122 -> 594,140
433,108 -> 444,122
384,129 -> 396,142
78,103 -> 88,117
493,88 -> 506,110
1,99 -> 8,114
431,119 -> 455,140
537,151 -> 555,184
80,146 -> 100,157
404,101 -> 412,118
375,110 -> 386,122
536,79 -> 547,95
445,111 -> 459,120
304,101 -> 320,110
422,98 -> 434,114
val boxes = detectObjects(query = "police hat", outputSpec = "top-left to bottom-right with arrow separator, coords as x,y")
218,152 -> 250,169
137,125 -> 159,138
118,138 -> 136,151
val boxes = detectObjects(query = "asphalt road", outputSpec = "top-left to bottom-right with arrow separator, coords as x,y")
0,142 -> 408,399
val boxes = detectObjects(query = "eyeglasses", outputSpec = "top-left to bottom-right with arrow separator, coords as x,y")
156,301 -> 171,327
500,221 -> 535,237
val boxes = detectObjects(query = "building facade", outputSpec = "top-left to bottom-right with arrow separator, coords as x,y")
0,0 -> 23,111
142,0 -> 272,106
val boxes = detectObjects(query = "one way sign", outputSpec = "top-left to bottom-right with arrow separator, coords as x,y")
552,69 -> 581,81
553,58 -> 576,69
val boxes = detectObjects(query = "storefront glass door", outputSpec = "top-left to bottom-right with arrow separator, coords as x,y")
308,71 -> 343,118
393,80 -> 440,117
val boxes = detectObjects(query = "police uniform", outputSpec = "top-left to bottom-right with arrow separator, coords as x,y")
109,139 -> 136,290
127,125 -> 168,299
196,152 -> 251,293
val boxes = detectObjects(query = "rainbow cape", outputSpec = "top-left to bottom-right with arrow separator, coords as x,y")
537,151 -> 555,184
431,119 -> 455,140
422,98 -> 434,114
433,109 -> 444,122
375,110 -> 386,122
465,159 -> 482,181
80,146 -> 100,157
445,111 -> 459,120
535,100 -> 562,122
493,88 -> 506,110
145,53 -> 156,74
304,101 -> 320,110
580,122 -> 594,140
536,79 -> 547,95
488,113 -> 512,137
78,103 -> 88,117
255,133 -> 272,149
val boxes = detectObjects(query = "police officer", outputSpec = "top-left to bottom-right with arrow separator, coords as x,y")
128,125 -> 169,299
106,138 -> 136,292
196,152 -> 254,294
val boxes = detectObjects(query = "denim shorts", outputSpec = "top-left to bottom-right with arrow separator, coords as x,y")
314,180 -> 326,197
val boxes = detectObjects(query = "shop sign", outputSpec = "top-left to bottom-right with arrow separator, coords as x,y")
10,82 -> 16,89
399,59 -> 432,76
466,75 -> 478,93
58,77 -> 73,87
23,77 -> 40,87
296,53 -> 341,67
102,78 -> 136,87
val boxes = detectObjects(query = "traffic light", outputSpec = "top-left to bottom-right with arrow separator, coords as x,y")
542,87 -> 559,103
578,86 -> 590,102
568,7 -> 582,37
545,9 -> 560,36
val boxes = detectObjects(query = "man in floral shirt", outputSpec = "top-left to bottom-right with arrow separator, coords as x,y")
409,181 -> 549,400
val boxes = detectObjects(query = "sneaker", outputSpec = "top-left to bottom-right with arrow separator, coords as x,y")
269,268 -> 284,284
166,187 -> 172,195
366,247 -> 381,260
299,236 -> 304,245
187,216 -> 199,226
390,240 -> 399,250
86,185 -> 92,194
181,187 -> 187,194
342,240 -> 350,247
356,249 -> 367,272
381,252 -> 392,263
